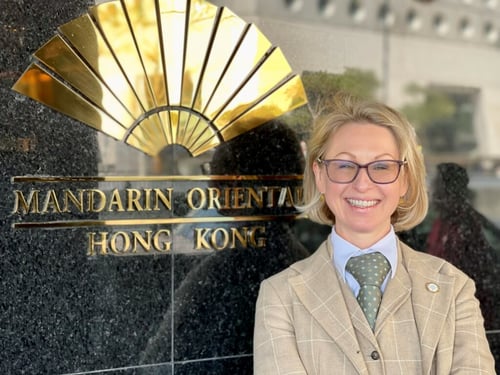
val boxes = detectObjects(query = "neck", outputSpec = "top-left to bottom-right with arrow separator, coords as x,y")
335,227 -> 391,249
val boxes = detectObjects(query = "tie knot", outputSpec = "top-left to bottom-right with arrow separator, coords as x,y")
346,252 -> 391,288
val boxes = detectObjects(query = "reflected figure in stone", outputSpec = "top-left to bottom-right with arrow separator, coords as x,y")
139,120 -> 311,374
426,162 -> 500,329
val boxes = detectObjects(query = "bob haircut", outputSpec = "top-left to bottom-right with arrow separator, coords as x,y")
300,92 -> 428,232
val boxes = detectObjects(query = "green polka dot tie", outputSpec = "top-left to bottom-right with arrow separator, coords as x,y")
346,252 -> 391,330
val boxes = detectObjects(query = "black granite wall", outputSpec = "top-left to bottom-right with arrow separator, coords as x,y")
1,4 -> 313,374
2,2 -> 498,375
1,1 -> 102,373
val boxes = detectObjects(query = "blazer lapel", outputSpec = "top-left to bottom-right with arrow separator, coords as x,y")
340,277 -> 379,343
375,243 -> 413,333
289,239 -> 369,374
399,242 -> 455,375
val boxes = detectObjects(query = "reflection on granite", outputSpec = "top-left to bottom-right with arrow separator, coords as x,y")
488,333 -> 500,374
424,163 -> 500,330
0,0 -> 176,373
2,2 -> 500,375
174,356 -> 253,375
401,163 -> 500,373
1,2 -> 311,366
139,222 -> 309,365
138,121 -> 310,373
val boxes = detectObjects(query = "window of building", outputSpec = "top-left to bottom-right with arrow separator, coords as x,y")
407,9 -> 423,31
319,0 -> 336,17
284,0 -> 304,12
348,0 -> 367,23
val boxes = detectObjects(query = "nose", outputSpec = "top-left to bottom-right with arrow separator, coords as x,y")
352,166 -> 373,188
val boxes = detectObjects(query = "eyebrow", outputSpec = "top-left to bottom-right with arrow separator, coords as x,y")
330,152 -> 398,160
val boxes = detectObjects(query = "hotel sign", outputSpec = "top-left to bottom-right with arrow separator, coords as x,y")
11,0 -> 307,256
11,175 -> 303,255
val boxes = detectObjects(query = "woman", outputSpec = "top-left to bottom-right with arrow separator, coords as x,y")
253,93 -> 495,374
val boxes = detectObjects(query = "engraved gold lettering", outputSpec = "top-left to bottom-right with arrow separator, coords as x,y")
132,230 -> 152,252
14,188 -> 178,215
194,226 -> 267,250
211,228 -> 229,250
194,228 -> 211,249
144,189 -> 152,211
110,231 -> 131,254
87,232 -> 108,256
13,190 -> 40,214
87,230 -> 172,256
223,187 -> 231,209
292,186 -> 304,206
233,187 -> 245,209
231,226 -> 248,247
63,189 -> 84,212
183,186 -> 302,211
153,229 -> 172,252
153,188 -> 172,211
88,189 -> 107,212
108,189 -> 125,212
265,186 -> 281,207
127,189 -> 143,211
187,187 -> 206,210
249,226 -> 266,247
247,187 -> 264,209
42,190 -> 62,213
207,187 -> 221,209
281,187 -> 297,207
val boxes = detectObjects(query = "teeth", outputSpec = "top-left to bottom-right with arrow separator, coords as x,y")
347,199 -> 378,208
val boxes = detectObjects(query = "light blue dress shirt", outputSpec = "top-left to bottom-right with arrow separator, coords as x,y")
331,226 -> 398,297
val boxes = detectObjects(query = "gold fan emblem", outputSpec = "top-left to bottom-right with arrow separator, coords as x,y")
12,0 -> 307,156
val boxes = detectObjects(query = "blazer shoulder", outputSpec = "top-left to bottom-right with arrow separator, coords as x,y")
399,240 -> 471,282
263,239 -> 330,286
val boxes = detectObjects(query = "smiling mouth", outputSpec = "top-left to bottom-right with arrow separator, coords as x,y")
347,199 -> 378,208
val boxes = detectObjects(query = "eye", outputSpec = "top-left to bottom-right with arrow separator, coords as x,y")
371,161 -> 391,170
333,160 -> 356,170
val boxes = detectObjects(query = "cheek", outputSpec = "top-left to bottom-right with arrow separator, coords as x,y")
385,185 -> 405,206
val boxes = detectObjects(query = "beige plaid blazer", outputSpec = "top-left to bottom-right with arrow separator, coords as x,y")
254,237 -> 495,374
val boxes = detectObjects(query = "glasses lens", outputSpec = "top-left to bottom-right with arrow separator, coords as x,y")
367,161 -> 401,183
327,160 -> 358,183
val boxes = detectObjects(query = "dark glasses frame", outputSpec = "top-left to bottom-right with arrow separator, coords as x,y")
316,158 -> 407,184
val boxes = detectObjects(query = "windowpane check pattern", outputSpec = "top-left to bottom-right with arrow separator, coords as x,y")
317,158 -> 406,184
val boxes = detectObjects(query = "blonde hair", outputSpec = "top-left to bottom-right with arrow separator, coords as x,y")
300,93 -> 428,232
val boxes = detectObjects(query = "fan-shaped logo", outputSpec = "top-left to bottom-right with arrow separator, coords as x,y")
11,0 -> 307,256
12,0 -> 307,156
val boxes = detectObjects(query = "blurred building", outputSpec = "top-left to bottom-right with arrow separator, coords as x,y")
208,0 -> 500,161
203,0 -> 500,223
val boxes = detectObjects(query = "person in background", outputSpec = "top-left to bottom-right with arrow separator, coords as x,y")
253,93 -> 495,374
427,162 -> 499,330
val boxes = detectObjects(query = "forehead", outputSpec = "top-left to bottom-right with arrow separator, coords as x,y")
332,121 -> 397,143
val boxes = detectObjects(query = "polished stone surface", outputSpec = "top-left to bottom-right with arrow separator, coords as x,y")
0,3 -> 310,372
1,1 -> 499,375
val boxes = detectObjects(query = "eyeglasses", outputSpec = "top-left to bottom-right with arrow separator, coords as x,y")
317,158 -> 407,184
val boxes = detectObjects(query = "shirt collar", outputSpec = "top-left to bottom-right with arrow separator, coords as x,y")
331,226 -> 398,282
